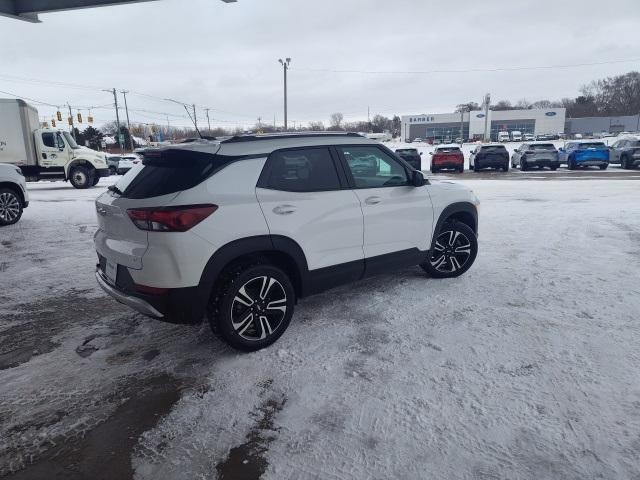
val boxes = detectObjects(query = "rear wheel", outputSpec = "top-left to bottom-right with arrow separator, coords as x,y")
599,164 -> 608,170
421,221 -> 478,278
550,165 -> 558,171
502,163 -> 509,172
457,166 -> 464,173
521,159 -> 528,171
208,263 -> 295,352
69,166 -> 93,189
567,158 -> 577,170
621,155 -> 631,169
430,167 -> 438,174
0,188 -> 23,226
92,175 -> 100,186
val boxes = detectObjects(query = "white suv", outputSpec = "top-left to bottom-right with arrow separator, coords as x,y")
94,133 -> 480,351
0,164 -> 29,226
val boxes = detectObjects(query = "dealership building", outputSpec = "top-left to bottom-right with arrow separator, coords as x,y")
401,108 -> 566,142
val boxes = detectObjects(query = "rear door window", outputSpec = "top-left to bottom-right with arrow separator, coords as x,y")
264,147 -> 341,192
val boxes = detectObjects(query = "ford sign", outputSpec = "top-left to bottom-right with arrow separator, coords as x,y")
476,113 -> 485,118
545,111 -> 557,116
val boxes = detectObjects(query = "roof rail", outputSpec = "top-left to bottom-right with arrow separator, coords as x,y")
221,132 -> 364,143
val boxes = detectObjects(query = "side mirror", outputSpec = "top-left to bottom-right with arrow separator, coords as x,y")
411,170 -> 426,187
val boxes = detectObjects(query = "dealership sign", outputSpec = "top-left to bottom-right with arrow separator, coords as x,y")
545,112 -> 557,116
476,114 -> 485,118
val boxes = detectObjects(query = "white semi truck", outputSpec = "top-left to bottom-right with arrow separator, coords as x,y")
0,99 -> 109,188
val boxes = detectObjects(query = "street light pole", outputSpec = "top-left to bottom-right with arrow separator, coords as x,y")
120,90 -> 133,150
205,108 -> 212,134
278,58 -> 291,131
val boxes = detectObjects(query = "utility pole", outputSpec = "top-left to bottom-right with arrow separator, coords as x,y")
67,103 -> 75,140
368,105 -> 371,132
120,90 -> 133,150
192,104 -> 198,132
278,58 -> 291,130
103,88 -> 122,148
205,108 -> 212,134
483,93 -> 491,142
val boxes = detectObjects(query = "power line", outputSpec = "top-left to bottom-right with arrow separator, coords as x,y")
292,57 -> 640,75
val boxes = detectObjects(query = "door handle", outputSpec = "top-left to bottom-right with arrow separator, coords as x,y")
364,196 -> 381,205
273,205 -> 296,215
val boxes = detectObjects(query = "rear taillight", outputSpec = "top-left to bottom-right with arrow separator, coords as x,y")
127,204 -> 217,232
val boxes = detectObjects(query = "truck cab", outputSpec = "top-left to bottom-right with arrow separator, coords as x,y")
497,131 -> 510,142
0,98 -> 109,189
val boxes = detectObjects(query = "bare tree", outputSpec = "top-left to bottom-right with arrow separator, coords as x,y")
329,112 -> 344,130
308,121 -> 325,131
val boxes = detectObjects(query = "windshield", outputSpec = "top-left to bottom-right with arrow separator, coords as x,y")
396,149 -> 418,154
62,131 -> 79,149
437,147 -> 461,153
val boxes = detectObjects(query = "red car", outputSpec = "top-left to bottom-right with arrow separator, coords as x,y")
430,146 -> 464,173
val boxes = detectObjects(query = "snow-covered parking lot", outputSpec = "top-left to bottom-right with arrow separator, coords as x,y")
1,172 -> 640,479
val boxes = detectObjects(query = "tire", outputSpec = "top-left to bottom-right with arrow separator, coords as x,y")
621,155 -> 630,170
0,188 -> 23,226
69,166 -> 94,189
473,163 -> 480,172
599,164 -> 608,170
420,220 -> 478,279
502,163 -> 509,172
208,263 -> 295,352
431,167 -> 438,174
567,158 -> 576,170
457,166 -> 464,173
92,175 -> 100,186
521,160 -> 528,171
550,166 -> 558,171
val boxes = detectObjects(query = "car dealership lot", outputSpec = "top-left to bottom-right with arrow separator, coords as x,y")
1,174 -> 639,479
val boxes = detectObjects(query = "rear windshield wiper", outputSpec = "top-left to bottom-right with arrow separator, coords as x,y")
108,185 -> 123,195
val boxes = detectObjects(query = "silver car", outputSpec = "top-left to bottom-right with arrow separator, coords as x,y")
0,164 -> 29,226
511,143 -> 560,171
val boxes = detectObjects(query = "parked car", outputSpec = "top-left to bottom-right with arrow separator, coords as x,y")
395,148 -> 422,170
523,133 -> 535,141
430,145 -> 464,173
0,164 -> 29,226
497,131 -> 510,143
116,154 -> 142,175
94,133 -> 480,351
469,144 -> 509,172
610,136 -> 640,169
511,143 -> 559,171
558,141 -> 609,170
511,131 -> 523,142
413,138 -> 424,143
106,155 -> 121,175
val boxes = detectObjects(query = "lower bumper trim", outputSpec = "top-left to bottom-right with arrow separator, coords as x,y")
95,271 -> 164,318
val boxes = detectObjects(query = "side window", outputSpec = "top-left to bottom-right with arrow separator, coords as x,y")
265,147 -> 341,192
611,141 -> 620,149
42,132 -> 56,148
339,146 -> 408,188
56,134 -> 65,149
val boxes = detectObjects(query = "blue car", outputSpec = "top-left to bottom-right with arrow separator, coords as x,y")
559,141 -> 609,170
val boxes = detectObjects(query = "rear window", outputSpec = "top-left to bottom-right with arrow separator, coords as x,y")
529,144 -> 556,150
578,142 -> 606,149
436,147 -> 461,153
396,149 -> 418,154
114,149 -> 230,199
481,145 -> 507,151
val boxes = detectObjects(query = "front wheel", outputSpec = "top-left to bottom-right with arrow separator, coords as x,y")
92,175 -> 100,186
599,164 -> 608,170
208,263 -> 295,352
0,188 -> 23,226
421,221 -> 478,278
621,156 -> 630,169
567,158 -> 576,170
69,166 -> 93,189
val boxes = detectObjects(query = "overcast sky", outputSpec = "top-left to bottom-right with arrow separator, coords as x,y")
1,0 -> 639,130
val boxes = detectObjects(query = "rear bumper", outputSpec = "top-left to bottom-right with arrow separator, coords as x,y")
96,270 -> 164,318
476,157 -> 508,168
522,158 -> 560,167
95,258 -> 207,324
576,159 -> 608,166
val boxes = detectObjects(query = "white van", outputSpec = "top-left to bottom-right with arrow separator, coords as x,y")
511,131 -> 523,142
497,131 -> 510,142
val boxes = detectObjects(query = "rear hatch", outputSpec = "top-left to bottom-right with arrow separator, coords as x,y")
525,143 -> 558,162
479,146 -> 508,162
574,143 -> 609,162
94,144 -> 221,271
433,147 -> 462,163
